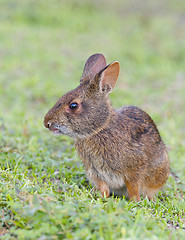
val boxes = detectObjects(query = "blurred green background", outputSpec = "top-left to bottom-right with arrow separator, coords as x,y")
0,0 -> 185,239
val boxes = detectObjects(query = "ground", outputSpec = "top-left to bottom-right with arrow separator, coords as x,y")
0,0 -> 185,239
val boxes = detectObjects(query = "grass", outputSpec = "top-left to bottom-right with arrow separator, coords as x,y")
0,0 -> 185,239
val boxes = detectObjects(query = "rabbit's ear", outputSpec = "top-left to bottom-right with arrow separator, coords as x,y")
99,61 -> 120,94
81,54 -> 107,82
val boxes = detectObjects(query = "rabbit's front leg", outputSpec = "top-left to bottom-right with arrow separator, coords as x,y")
96,178 -> 110,198
87,168 -> 110,198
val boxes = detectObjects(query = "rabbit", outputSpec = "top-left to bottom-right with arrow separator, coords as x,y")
44,53 -> 170,202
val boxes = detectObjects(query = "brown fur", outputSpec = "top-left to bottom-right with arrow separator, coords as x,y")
44,53 -> 170,202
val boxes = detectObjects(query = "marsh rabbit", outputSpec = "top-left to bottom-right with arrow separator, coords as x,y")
44,53 -> 170,201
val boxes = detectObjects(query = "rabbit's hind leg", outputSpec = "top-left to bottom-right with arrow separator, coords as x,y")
141,185 -> 160,200
140,173 -> 166,200
124,178 -> 141,202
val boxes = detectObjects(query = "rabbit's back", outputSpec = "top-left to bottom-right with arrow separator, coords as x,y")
117,105 -> 162,145
117,105 -> 169,169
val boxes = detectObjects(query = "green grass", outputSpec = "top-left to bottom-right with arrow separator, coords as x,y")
0,0 -> 185,239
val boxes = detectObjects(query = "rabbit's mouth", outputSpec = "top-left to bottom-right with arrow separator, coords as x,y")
49,123 -> 84,139
50,128 -> 61,134
50,124 -> 72,136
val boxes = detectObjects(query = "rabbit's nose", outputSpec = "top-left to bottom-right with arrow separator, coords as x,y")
44,121 -> 52,129
47,122 -> 52,128
45,121 -> 52,129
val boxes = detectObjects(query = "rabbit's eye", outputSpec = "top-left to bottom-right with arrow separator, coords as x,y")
69,102 -> 78,110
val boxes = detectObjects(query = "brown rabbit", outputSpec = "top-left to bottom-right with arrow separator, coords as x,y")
44,53 -> 170,202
